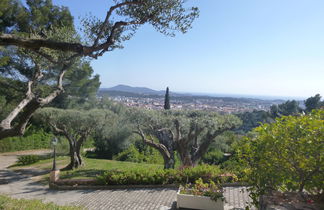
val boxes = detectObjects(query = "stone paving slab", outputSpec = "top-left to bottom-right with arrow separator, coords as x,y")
72,188 -> 177,210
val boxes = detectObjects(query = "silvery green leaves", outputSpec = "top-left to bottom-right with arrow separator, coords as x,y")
83,0 -> 199,55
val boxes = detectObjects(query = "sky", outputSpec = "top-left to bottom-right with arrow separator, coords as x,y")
53,0 -> 324,99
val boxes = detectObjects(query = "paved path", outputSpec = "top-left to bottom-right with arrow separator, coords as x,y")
0,150 -> 254,210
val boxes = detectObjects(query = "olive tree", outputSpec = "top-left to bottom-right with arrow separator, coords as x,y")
132,109 -> 241,168
171,111 -> 241,167
131,109 -> 176,169
0,0 -> 199,140
35,108 -> 114,170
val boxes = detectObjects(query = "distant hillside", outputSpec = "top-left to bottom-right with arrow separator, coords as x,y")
102,84 -> 164,95
98,84 -> 286,103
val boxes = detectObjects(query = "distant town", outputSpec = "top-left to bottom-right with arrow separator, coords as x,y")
98,85 -> 285,113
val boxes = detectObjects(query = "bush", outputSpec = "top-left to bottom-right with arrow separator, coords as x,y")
113,144 -> 164,164
16,155 -> 41,165
201,149 -> 224,165
97,164 -> 225,185
238,109 -> 324,204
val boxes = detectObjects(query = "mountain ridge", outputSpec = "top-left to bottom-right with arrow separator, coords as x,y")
101,84 -> 166,95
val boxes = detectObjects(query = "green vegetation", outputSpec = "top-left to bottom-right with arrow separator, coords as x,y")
164,87 -> 170,110
113,144 -> 164,164
0,0 -> 199,140
35,108 -> 114,170
0,128 -> 52,153
16,155 -> 42,166
304,94 -> 324,113
11,156 -> 163,180
0,194 -> 81,210
97,164 -> 226,185
238,109 -> 324,205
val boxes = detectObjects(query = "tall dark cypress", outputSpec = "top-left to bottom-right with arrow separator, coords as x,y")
164,87 -> 170,110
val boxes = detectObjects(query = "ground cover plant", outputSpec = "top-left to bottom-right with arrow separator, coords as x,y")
0,194 -> 81,210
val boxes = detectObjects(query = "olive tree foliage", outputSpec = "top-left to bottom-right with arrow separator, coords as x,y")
237,109 -> 324,205
34,108 -> 114,170
131,109 -> 241,168
93,109 -> 133,159
1,0 -> 199,57
0,0 -> 199,140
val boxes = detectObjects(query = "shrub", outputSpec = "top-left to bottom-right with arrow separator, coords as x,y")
16,155 -> 40,165
201,149 -> 224,165
97,164 -> 224,185
237,109 -> 324,204
113,144 -> 164,164
114,145 -> 142,162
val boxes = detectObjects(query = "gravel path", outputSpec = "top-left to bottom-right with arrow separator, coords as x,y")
0,150 -> 254,210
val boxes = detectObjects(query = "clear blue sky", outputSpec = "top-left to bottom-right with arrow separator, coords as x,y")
53,0 -> 324,99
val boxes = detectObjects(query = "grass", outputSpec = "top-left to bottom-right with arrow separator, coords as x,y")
0,194 -> 82,210
11,156 -> 163,179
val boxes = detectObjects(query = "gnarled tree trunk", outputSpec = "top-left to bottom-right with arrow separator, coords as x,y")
0,66 -> 67,140
135,127 -> 175,169
174,119 -> 235,167
63,139 -> 84,170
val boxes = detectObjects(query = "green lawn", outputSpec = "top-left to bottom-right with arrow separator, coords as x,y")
11,156 -> 163,179
0,194 -> 81,210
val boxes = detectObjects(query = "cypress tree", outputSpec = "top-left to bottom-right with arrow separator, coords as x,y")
164,87 -> 170,110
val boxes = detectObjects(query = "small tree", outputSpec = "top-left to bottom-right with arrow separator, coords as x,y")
238,109 -> 324,205
35,108 -> 112,170
164,87 -> 170,110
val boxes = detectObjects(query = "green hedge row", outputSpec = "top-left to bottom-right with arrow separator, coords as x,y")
97,165 -> 236,185
0,130 -> 53,153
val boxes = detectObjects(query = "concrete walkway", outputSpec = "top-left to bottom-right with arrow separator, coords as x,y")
0,150 -> 254,210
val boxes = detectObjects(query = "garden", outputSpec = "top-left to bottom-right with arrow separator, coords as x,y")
8,107 -> 324,209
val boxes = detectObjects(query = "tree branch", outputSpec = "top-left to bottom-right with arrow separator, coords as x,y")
0,62 -> 44,130
134,126 -> 171,159
93,1 -> 143,47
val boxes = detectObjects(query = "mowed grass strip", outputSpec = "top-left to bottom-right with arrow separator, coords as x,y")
0,194 -> 82,210
11,156 -> 163,179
